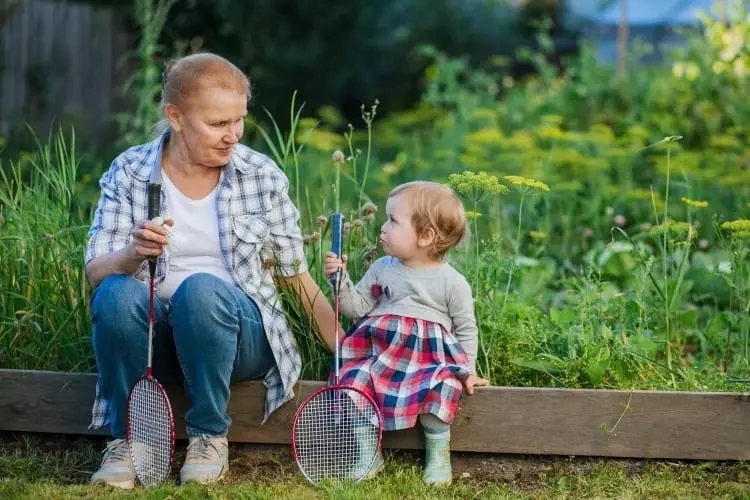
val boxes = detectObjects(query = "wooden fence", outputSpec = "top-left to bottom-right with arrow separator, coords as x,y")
0,0 -> 131,138
2,369 -> 750,460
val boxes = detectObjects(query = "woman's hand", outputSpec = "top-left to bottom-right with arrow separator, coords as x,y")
130,218 -> 174,260
462,374 -> 489,395
323,252 -> 348,279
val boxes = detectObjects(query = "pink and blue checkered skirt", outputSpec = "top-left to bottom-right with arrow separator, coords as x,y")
329,314 -> 471,431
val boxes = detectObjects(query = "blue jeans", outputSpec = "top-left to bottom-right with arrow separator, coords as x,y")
91,272 -> 273,439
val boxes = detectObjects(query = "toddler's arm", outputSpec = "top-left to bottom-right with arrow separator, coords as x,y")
447,274 -> 479,374
327,256 -> 382,321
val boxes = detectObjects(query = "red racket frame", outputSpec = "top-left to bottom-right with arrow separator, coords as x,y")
290,383 -> 384,484
125,181 -> 176,487
291,212 -> 385,483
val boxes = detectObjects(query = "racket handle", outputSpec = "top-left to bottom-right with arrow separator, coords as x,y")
330,213 -> 344,293
147,182 -> 162,277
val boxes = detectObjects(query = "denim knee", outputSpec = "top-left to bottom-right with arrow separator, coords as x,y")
170,273 -> 235,319
91,274 -> 148,343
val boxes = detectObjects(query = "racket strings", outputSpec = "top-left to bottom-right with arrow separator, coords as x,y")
128,378 -> 173,486
294,387 -> 380,483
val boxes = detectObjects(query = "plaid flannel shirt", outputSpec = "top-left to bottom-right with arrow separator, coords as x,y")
86,130 -> 308,429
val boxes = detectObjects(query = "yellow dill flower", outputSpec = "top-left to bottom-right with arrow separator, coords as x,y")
529,230 -> 547,241
459,153 -> 492,170
510,130 -> 536,150
709,134 -> 740,149
504,175 -> 550,192
296,128 -> 344,152
448,171 -> 508,197
538,126 -> 566,140
587,123 -> 615,144
551,147 -> 585,166
681,197 -> 709,208
465,211 -> 483,219
504,175 -> 525,185
625,125 -> 650,139
649,221 -> 695,238
721,219 -> 750,232
466,127 -> 503,146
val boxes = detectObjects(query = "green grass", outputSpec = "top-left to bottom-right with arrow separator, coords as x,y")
0,434 -> 748,499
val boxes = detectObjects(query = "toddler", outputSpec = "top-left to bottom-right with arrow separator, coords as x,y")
323,181 -> 488,485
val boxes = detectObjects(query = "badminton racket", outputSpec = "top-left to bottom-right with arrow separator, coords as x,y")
125,181 -> 176,487
291,212 -> 384,484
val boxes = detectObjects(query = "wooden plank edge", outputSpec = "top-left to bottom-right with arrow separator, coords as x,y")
0,369 -> 749,460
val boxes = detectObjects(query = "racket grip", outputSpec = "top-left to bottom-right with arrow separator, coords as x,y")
329,213 -> 344,291
147,182 -> 162,276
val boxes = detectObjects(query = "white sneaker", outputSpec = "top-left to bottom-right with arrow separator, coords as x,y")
180,435 -> 229,484
90,439 -> 136,490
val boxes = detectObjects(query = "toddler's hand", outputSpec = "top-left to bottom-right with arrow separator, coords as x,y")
462,374 -> 489,395
323,252 -> 348,279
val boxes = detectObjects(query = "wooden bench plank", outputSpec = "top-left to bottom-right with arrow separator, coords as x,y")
0,369 -> 748,460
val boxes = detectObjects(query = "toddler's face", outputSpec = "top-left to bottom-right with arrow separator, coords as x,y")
379,193 -> 418,260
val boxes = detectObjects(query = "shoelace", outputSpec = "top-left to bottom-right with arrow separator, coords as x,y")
187,435 -> 219,461
103,439 -> 130,464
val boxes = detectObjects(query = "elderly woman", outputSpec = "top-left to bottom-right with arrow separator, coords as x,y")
85,52 -> 338,489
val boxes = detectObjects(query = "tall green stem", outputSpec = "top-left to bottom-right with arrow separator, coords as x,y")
663,145 -> 672,376
485,190 -> 525,378
500,191 -> 525,320
358,121 -> 373,211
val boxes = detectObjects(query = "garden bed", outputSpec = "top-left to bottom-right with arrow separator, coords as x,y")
1,369 -> 749,461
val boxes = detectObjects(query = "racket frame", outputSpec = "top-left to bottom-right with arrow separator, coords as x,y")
290,383 -> 384,484
291,212 -> 385,484
125,181 -> 176,487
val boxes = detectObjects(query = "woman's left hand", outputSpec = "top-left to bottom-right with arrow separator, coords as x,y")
462,374 -> 489,394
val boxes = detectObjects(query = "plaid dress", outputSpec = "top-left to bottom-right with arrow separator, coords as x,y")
331,314 -> 471,431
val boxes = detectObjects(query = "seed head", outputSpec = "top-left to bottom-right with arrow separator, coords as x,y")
362,202 -> 378,216
332,150 -> 346,163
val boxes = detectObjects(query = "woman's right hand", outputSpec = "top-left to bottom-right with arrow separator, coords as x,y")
130,218 -> 173,260
323,251 -> 348,279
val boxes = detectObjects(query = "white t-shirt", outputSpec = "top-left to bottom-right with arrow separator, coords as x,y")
156,171 -> 234,301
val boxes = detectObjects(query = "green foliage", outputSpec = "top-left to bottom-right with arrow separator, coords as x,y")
150,0 -> 534,121
115,0 -> 183,149
4,1 -> 750,394
0,129 -> 94,372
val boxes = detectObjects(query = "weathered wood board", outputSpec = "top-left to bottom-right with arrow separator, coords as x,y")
1,369 -> 749,460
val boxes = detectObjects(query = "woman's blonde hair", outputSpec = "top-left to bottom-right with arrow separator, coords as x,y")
388,181 -> 468,259
153,52 -> 250,135
161,52 -> 250,108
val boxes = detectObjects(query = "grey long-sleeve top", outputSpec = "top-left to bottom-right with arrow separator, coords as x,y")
335,256 -> 479,373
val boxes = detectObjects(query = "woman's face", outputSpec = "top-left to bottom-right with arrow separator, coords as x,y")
168,87 -> 247,168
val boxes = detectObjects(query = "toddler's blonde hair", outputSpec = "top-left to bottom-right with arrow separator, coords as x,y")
388,181 -> 467,259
